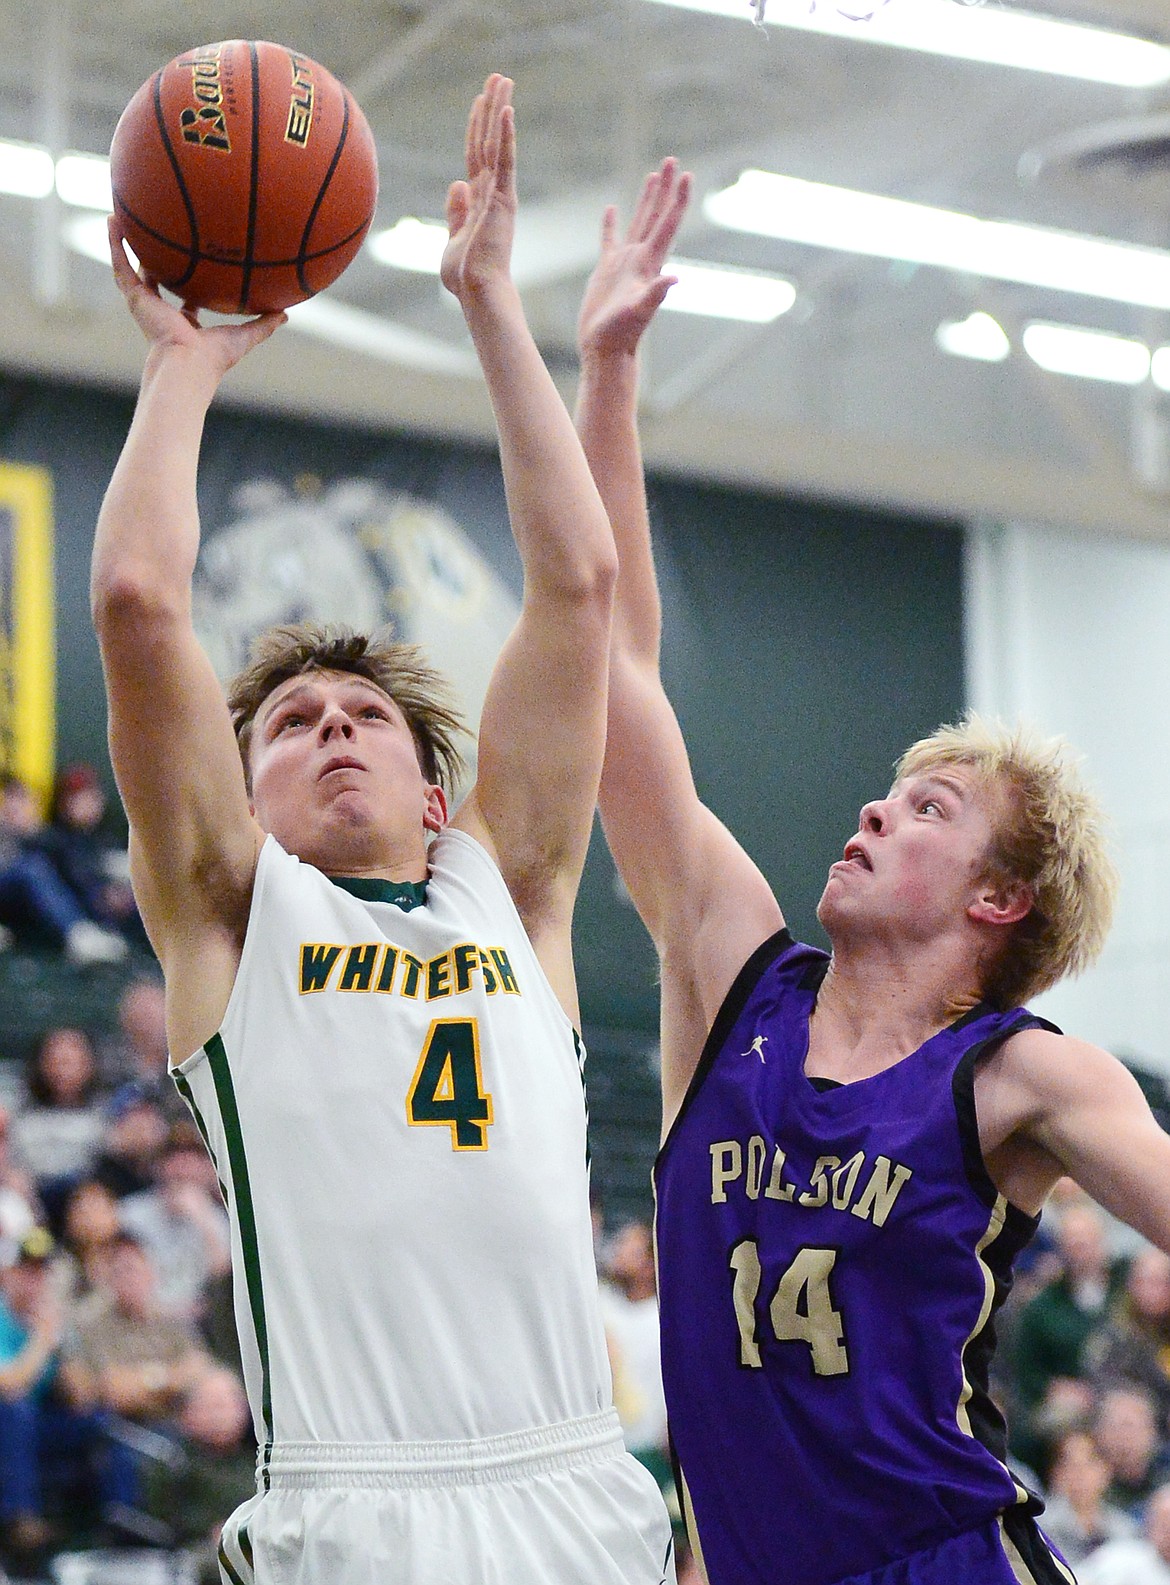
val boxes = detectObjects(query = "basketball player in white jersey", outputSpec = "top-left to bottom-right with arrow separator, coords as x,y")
91,75 -> 672,1584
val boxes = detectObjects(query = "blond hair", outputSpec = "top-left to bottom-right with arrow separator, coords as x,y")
895,714 -> 1117,1009
227,624 -> 467,795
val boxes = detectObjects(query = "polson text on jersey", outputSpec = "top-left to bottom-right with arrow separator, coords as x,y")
709,1137 -> 913,1228
299,940 -> 521,1000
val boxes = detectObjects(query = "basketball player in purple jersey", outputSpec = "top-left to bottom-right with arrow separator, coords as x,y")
576,162 -> 1170,1585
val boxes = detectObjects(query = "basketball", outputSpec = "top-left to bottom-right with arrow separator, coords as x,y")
109,40 -> 379,314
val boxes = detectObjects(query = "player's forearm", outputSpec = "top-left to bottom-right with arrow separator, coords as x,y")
91,345 -> 219,625
576,348 -> 663,665
462,282 -> 618,601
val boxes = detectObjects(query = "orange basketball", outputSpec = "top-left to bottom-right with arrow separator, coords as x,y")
109,40 -> 378,314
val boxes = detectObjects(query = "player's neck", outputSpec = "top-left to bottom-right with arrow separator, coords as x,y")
808,945 -> 983,1080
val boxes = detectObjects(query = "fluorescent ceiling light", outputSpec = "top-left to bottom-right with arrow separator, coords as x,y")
367,217 -> 447,274
935,311 -> 1009,363
645,0 -> 1170,87
663,258 -> 796,322
56,152 -> 113,211
1022,322 -> 1150,385
0,139 -> 53,198
285,299 -> 479,375
1151,347 -> 1170,393
64,212 -> 121,265
705,171 -> 1170,312
0,138 -> 113,207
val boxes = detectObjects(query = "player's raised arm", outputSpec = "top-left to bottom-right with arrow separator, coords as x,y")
439,77 -> 618,1000
575,164 -> 783,1051
90,225 -> 283,978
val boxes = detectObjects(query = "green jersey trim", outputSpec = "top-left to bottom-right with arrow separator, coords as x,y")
326,874 -> 428,911
205,1032 -> 274,1477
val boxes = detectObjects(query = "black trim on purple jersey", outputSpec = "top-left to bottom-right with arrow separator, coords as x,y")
1002,1504 -> 1076,1583
656,928 -> 800,1164
951,1010 -> 1062,1212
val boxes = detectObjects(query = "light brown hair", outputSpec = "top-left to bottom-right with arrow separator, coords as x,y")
895,714 -> 1117,1009
228,624 -> 467,795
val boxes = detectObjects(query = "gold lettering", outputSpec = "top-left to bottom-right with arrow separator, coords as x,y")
745,1135 -> 767,1200
710,1141 -> 743,1204
764,1144 -> 795,1202
852,1156 -> 913,1227
831,1151 -> 866,1210
798,1155 -> 840,1209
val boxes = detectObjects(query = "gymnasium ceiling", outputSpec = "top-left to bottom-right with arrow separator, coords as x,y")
2,0 -> 1170,539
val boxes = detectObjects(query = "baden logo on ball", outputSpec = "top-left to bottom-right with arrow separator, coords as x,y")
110,40 -> 379,314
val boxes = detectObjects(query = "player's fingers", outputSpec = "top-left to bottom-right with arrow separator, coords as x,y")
628,168 -> 664,244
647,168 -> 691,269
241,310 -> 287,349
599,205 -> 618,250
107,217 -> 137,292
494,102 -> 515,194
465,88 -> 487,178
445,180 -> 471,237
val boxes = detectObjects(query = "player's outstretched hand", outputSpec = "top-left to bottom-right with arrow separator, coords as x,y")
577,158 -> 691,361
108,218 -> 285,376
441,73 -> 517,304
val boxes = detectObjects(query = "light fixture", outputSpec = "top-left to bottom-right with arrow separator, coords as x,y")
1022,322 -> 1150,385
1151,347 -> 1170,394
935,312 -> 1010,363
644,0 -> 1170,87
56,152 -> 113,211
705,172 -> 1170,312
64,212 -> 120,264
663,259 -> 796,322
367,218 -> 448,274
0,139 -> 54,199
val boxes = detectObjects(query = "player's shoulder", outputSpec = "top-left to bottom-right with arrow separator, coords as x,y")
993,1021 -> 1135,1106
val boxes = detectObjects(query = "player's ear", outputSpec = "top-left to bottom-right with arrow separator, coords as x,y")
423,784 -> 449,834
968,876 -> 1034,929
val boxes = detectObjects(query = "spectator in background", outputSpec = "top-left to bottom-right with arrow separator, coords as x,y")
1038,1425 -> 1138,1567
0,774 -> 125,966
101,975 -> 184,1121
56,1177 -> 121,1306
599,1219 -> 668,1467
1093,1384 -> 1170,1517
1011,1199 -> 1128,1470
143,1364 -> 255,1583
37,763 -> 140,948
61,1231 -> 211,1435
1079,1480 -> 1170,1585
0,1107 -> 38,1255
12,1027 -> 106,1221
1087,1245 -> 1170,1426
91,1085 -> 167,1201
119,1121 -> 230,1321
0,1227 -> 137,1573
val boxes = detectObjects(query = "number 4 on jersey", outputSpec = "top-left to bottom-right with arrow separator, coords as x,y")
730,1239 -> 849,1376
407,1018 -> 494,1150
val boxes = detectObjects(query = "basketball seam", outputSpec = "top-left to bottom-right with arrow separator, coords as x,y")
296,85 -> 352,295
110,194 -> 371,272
239,42 -> 263,312
148,69 -> 200,291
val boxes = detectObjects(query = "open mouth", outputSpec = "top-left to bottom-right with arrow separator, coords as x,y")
841,842 -> 872,871
320,758 -> 364,779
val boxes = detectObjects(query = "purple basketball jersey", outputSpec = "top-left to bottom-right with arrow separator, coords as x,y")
654,931 -> 1061,1585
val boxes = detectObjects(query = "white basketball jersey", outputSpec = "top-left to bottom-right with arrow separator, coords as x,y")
173,828 -> 612,1458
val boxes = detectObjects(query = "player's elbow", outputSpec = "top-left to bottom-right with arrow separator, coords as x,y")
91,567 -> 188,649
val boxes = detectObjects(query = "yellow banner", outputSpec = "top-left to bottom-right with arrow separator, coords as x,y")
0,462 -> 55,803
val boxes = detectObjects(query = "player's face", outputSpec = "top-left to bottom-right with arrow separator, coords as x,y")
249,670 -> 446,872
817,764 -> 1002,945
